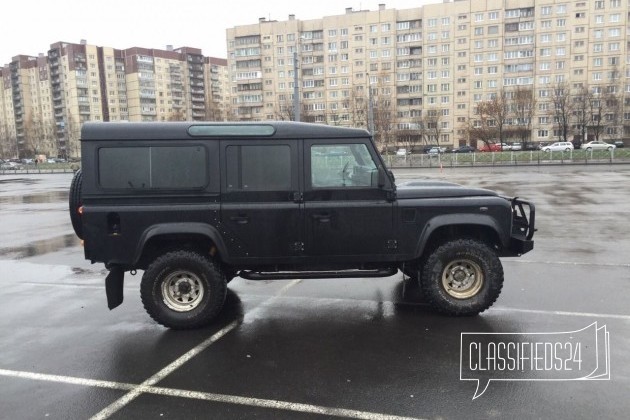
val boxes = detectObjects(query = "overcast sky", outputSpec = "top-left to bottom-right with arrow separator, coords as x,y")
1,0 -> 438,65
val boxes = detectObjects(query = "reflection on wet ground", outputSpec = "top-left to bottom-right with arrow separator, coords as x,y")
0,190 -> 68,205
0,178 -> 40,185
0,234 -> 80,259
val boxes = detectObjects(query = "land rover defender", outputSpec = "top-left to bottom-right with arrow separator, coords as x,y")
70,121 -> 535,329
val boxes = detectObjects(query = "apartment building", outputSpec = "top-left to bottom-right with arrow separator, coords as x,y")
226,0 -> 630,148
1,42 -> 229,158
205,57 -> 230,120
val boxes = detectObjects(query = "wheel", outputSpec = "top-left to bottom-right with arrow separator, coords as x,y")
421,239 -> 503,316
565,148 -> 571,152
141,250 -> 227,329
586,147 -> 592,152
68,169 -> 83,239
607,147 -> 613,151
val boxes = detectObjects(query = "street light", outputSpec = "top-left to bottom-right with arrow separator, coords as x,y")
293,51 -> 300,122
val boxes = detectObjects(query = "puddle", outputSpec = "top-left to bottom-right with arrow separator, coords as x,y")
0,234 -> 81,259
0,178 -> 41,185
0,190 -> 68,205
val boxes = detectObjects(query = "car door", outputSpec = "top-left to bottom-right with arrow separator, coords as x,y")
303,139 -> 395,260
220,140 -> 302,262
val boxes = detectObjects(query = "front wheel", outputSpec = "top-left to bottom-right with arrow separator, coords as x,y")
421,239 -> 503,316
141,250 -> 227,329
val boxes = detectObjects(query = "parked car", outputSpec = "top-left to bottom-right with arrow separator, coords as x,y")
614,141 -> 624,148
541,142 -> 574,152
511,142 -> 522,151
396,148 -> 410,156
499,143 -> 511,151
70,121 -> 535,329
581,141 -> 615,151
477,143 -> 502,152
428,146 -> 447,155
453,145 -> 476,153
1,161 -> 22,170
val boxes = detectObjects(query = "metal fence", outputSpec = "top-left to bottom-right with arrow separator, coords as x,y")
384,148 -> 630,168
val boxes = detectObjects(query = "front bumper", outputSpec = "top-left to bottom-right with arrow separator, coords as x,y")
506,197 -> 536,256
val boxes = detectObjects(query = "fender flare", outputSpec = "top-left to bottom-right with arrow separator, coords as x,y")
133,222 -> 229,265
413,214 -> 506,259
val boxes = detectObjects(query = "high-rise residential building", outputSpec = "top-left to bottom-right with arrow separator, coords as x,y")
226,0 -> 630,149
205,57 -> 230,121
0,55 -> 57,158
1,41 -> 228,158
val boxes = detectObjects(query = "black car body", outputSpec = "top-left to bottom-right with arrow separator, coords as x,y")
70,122 -> 535,328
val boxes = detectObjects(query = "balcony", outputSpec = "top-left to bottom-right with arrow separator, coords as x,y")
192,104 -> 205,110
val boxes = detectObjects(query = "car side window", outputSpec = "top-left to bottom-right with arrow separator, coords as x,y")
310,144 -> 377,188
226,144 -> 292,191
98,146 -> 207,189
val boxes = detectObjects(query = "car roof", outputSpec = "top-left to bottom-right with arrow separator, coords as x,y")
81,121 -> 370,141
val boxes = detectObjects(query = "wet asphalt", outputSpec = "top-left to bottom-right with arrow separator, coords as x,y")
0,166 -> 629,419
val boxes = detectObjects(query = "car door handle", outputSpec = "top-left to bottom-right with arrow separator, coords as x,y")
311,213 -> 331,223
229,215 -> 249,224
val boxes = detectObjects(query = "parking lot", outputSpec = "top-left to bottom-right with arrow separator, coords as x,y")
1,165 -> 629,419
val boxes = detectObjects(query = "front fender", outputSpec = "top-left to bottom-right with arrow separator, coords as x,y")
413,214 -> 507,258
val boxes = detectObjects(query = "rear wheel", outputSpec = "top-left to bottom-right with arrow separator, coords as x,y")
141,250 -> 227,329
421,239 -> 503,316
69,169 -> 83,239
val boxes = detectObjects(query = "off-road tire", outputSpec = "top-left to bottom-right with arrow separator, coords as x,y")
141,250 -> 227,329
421,239 -> 503,316
69,169 -> 83,239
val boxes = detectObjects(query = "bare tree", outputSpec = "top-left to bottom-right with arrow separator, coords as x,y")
204,96 -> 224,121
587,90 -> 606,142
512,86 -> 536,147
573,85 -> 591,146
167,109 -> 186,121
422,109 -> 443,148
464,101 -> 499,148
604,64 -> 624,142
484,89 -> 511,148
549,82 -> 573,143
347,88 -> 368,129
274,104 -> 294,121
370,81 -> 396,153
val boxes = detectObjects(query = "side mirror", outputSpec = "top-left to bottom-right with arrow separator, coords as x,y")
377,165 -> 387,188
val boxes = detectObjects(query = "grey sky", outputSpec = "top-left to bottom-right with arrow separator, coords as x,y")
2,0 -> 437,65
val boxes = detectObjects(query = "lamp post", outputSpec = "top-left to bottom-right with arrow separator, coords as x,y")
293,51 -> 300,122
367,73 -> 375,135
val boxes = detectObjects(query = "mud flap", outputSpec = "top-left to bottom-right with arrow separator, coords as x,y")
105,267 -> 125,310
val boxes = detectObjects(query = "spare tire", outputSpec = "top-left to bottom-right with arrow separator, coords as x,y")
69,169 -> 83,239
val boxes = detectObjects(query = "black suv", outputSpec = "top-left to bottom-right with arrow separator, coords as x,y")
70,122 -> 535,329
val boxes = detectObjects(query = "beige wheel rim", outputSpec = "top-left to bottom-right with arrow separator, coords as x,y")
441,259 -> 484,299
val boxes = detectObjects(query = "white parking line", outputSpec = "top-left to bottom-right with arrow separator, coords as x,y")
505,259 -> 630,268
0,368 -> 421,420
90,279 -> 302,420
491,306 -> 630,320
0,368 -> 135,391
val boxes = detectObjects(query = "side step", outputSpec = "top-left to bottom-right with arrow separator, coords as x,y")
239,267 -> 398,281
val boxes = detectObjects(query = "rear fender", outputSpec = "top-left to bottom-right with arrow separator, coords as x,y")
133,223 -> 229,265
